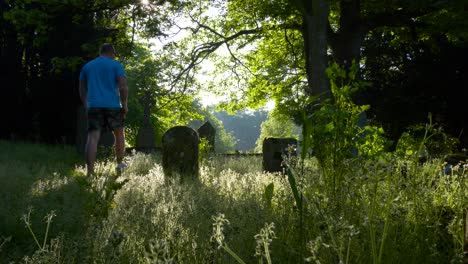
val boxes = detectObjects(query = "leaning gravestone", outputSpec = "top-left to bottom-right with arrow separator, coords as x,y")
197,121 -> 216,153
162,126 -> 199,181
75,106 -> 115,154
262,137 -> 297,173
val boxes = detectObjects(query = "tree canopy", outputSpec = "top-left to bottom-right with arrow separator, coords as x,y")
1,0 -> 467,150
170,0 -> 468,147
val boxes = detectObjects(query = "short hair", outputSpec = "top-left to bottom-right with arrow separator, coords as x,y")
99,43 -> 115,55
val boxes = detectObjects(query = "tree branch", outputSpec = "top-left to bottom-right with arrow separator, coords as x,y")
169,23 -> 260,89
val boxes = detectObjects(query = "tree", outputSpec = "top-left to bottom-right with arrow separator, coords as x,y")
215,109 -> 269,151
124,43 -> 202,146
2,0 -> 466,147
254,113 -> 300,152
164,0 -> 329,113
361,28 -> 468,149
0,0 -> 191,143
0,0 -> 132,142
0,0 -> 25,140
166,0 -> 467,114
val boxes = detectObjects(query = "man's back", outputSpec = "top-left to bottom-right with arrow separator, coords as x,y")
80,56 -> 125,108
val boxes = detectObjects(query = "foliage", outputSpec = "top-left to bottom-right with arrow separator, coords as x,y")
302,62 -> 388,174
159,0 -> 468,152
285,62 -> 391,217
210,213 -> 247,264
198,137 -> 212,163
214,109 -> 269,151
396,114 -> 460,159
254,113 -> 300,153
125,43 -> 202,146
2,0 -> 467,148
0,0 -> 193,143
361,29 -> 468,147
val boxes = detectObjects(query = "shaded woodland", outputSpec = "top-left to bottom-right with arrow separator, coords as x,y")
1,0 -> 467,151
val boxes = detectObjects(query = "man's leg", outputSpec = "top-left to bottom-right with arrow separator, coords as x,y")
85,129 -> 101,176
113,127 -> 125,165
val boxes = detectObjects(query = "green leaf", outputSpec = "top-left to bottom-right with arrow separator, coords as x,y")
285,165 -> 302,211
264,182 -> 274,208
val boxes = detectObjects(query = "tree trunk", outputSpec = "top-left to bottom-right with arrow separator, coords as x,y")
329,0 -> 366,69
0,4 -> 27,139
301,0 -> 330,101
328,0 -> 369,129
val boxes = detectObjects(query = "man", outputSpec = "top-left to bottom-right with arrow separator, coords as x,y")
79,43 -> 129,176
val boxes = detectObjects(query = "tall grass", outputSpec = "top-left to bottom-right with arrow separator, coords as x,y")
0,140 -> 85,261
0,140 -> 465,263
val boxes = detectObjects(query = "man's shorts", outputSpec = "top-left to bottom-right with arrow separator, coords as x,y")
87,108 -> 124,132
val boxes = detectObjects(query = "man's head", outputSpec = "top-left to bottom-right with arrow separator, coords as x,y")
100,43 -> 116,58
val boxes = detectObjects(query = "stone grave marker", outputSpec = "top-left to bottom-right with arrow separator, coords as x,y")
136,126 -> 156,152
136,90 -> 156,152
262,137 -> 297,173
162,126 -> 200,181
197,121 -> 216,153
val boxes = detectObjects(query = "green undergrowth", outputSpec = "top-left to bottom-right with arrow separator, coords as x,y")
0,140 -> 466,263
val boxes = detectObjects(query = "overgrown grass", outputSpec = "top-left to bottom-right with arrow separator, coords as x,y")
0,140 -> 86,261
0,140 -> 466,263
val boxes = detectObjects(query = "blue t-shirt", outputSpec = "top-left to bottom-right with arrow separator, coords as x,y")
79,56 -> 126,108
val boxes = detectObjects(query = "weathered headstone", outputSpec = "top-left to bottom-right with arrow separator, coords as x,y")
75,106 -> 115,154
136,90 -> 156,152
197,121 -> 216,153
136,126 -> 156,152
262,137 -> 297,173
162,126 -> 200,181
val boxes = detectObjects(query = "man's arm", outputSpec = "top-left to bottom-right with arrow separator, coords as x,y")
79,79 -> 88,109
117,76 -> 128,115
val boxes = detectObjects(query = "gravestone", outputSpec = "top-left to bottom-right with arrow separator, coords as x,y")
136,90 -> 156,152
197,121 -> 216,153
136,126 -> 156,152
162,126 -> 200,181
75,106 -> 115,154
262,137 -> 297,173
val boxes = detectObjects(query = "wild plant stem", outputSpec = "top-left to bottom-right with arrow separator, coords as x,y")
378,211 -> 390,264
43,217 -> 52,249
264,241 -> 272,264
222,243 -> 246,264
346,236 -> 352,264
25,223 -> 42,250
300,191 -> 304,260
368,179 -> 379,264
326,220 -> 343,262
378,182 -> 393,263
